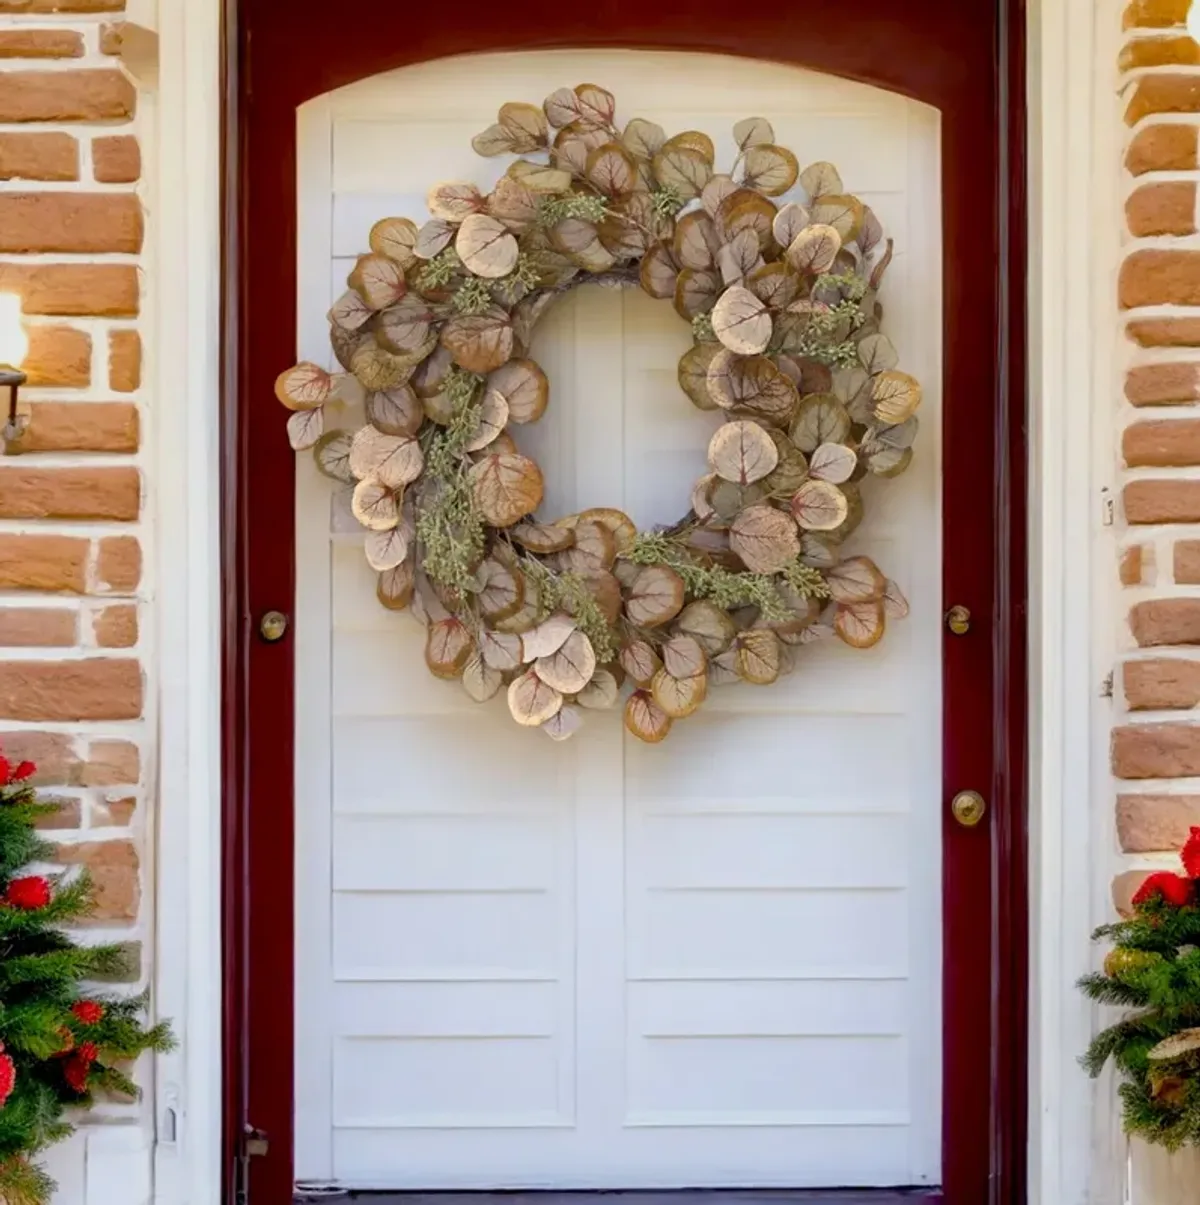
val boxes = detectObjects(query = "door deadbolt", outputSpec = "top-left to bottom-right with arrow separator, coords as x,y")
951,790 -> 987,828
259,610 -> 289,643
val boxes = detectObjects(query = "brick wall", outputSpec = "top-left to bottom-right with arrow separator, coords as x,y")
1116,0 -> 1200,911
0,0 -> 148,1127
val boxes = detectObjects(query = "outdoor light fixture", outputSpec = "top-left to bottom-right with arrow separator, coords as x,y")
0,294 -> 29,450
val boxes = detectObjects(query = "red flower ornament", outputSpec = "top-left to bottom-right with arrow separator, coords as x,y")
5,876 -> 50,910
78,1041 -> 98,1064
1182,826 -> 1200,880
0,1044 -> 15,1109
10,760 -> 34,782
63,1055 -> 89,1094
72,1001 -> 104,1026
1132,871 -> 1195,909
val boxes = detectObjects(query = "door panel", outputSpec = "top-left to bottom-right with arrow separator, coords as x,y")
293,50 -> 942,1191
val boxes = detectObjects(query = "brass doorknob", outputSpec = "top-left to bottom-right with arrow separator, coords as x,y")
258,610 -> 289,642
945,605 -> 971,636
951,790 -> 987,828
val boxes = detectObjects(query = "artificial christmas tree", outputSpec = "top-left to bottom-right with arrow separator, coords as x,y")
1081,827 -> 1200,1150
0,757 -> 172,1203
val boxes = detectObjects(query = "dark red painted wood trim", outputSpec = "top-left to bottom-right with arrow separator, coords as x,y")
225,4 -> 1028,1202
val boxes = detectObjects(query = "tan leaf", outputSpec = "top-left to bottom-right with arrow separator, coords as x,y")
469,452 -> 543,527
275,362 -> 332,411
329,289 -> 373,331
706,352 -> 797,421
480,628 -> 523,672
487,175 -> 539,233
772,201 -> 811,248
825,556 -> 886,604
428,181 -> 486,223
872,371 -> 923,424
543,704 -> 584,741
579,507 -> 637,553
810,194 -> 865,242
883,579 -> 910,619
624,689 -> 673,743
376,296 -> 434,356
717,229 -> 764,288
639,242 -> 680,299
472,123 -> 518,156
736,628 -> 781,684
651,667 -> 707,718
708,420 -> 779,485
287,407 -> 324,450
620,640 -> 662,687
498,101 -> 549,150
745,262 -> 798,309
790,394 -> 852,453
507,161 -> 574,194
800,161 -> 843,200
513,522 -> 574,554
349,426 -> 423,488
348,254 -> 407,311
786,224 -> 842,274
462,652 -> 503,702
465,389 -> 510,452
676,600 -> 737,655
577,668 -> 620,710
674,268 -> 720,321
764,437 -> 810,496
534,629 -> 598,694
578,568 -> 623,624
835,600 -> 886,649
411,344 -> 453,398
701,174 -> 740,217
425,618 -> 473,679
508,669 -> 564,726
442,308 -> 515,374
790,479 -> 849,532
691,473 -> 717,521
455,213 -> 519,279
858,333 -> 899,375
715,189 -> 776,249
586,142 -> 637,197
733,116 -> 775,150
313,430 -> 354,482
362,522 -> 408,570
711,286 -> 772,354
364,385 -> 421,437
652,145 -> 712,199
521,613 -> 577,662
741,144 -> 799,196
674,211 -> 721,271
662,634 -> 707,680
623,117 -> 666,159
477,557 -> 525,622
487,358 -> 549,424
868,446 -> 913,477
558,519 -> 616,573
351,480 -> 400,531
376,560 -> 414,610
730,505 -> 800,573
678,343 -> 722,411
709,478 -> 766,521
575,83 -> 617,126
808,442 -> 857,485
414,219 -> 455,260
369,216 -> 419,266
626,566 -> 685,628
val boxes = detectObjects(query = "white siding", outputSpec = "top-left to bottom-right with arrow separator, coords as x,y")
295,49 -> 943,1192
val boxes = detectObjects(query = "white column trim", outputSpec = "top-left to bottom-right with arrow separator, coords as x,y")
151,0 -> 223,1202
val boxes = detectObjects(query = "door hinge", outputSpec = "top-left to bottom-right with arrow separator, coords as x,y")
234,1125 -> 269,1205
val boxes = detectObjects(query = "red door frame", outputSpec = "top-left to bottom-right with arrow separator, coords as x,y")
222,2 -> 1028,1201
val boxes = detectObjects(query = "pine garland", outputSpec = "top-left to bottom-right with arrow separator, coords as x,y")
0,758 -> 174,1202
1080,828 -> 1200,1150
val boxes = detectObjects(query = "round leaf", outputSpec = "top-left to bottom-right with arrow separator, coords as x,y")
808,442 -> 857,485
508,669 -> 564,726
275,362 -> 332,411
741,144 -> 799,196
425,618 -> 473,679
712,286 -> 771,354
349,426 -> 424,488
626,566 -> 686,628
708,420 -> 779,485
469,452 -> 544,527
730,505 -> 800,573
442,308 -> 515,373
790,480 -> 849,532
456,214 -> 519,278
624,690 -> 673,743
535,629 -> 598,694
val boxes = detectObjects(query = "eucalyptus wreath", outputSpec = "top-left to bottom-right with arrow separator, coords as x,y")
276,83 -> 921,743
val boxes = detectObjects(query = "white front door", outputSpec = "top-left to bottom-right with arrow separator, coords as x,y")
293,49 -> 943,1192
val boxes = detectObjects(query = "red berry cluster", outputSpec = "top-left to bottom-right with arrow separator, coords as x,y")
1131,826 -> 1200,909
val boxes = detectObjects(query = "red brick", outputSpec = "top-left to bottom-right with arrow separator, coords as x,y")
34,796 -> 80,830
54,839 -> 137,922
1120,249 -> 1200,308
1176,540 -> 1200,582
1126,180 -> 1196,236
0,264 -> 138,317
1125,657 -> 1200,708
1118,793 -> 1200,850
80,739 -> 137,787
1126,75 -> 1200,124
1113,722 -> 1200,777
12,402 -> 138,454
0,69 -> 132,122
92,604 -> 135,648
23,326 -> 90,388
1126,362 -> 1200,405
0,467 -> 138,521
0,132 -> 76,181
1124,0 -> 1190,27
0,731 -> 77,784
0,607 -> 75,647
1131,598 -> 1200,645
91,794 -> 133,826
1125,479 -> 1200,523
0,193 -> 141,254
0,29 -> 82,57
0,659 -> 140,721
1120,35 -> 1200,68
107,330 -> 139,392
1128,317 -> 1200,346
94,537 -> 139,594
1124,419 -> 1200,465
91,135 -> 138,184
0,534 -> 86,593
1122,544 -> 1146,585
1126,124 -> 1199,175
